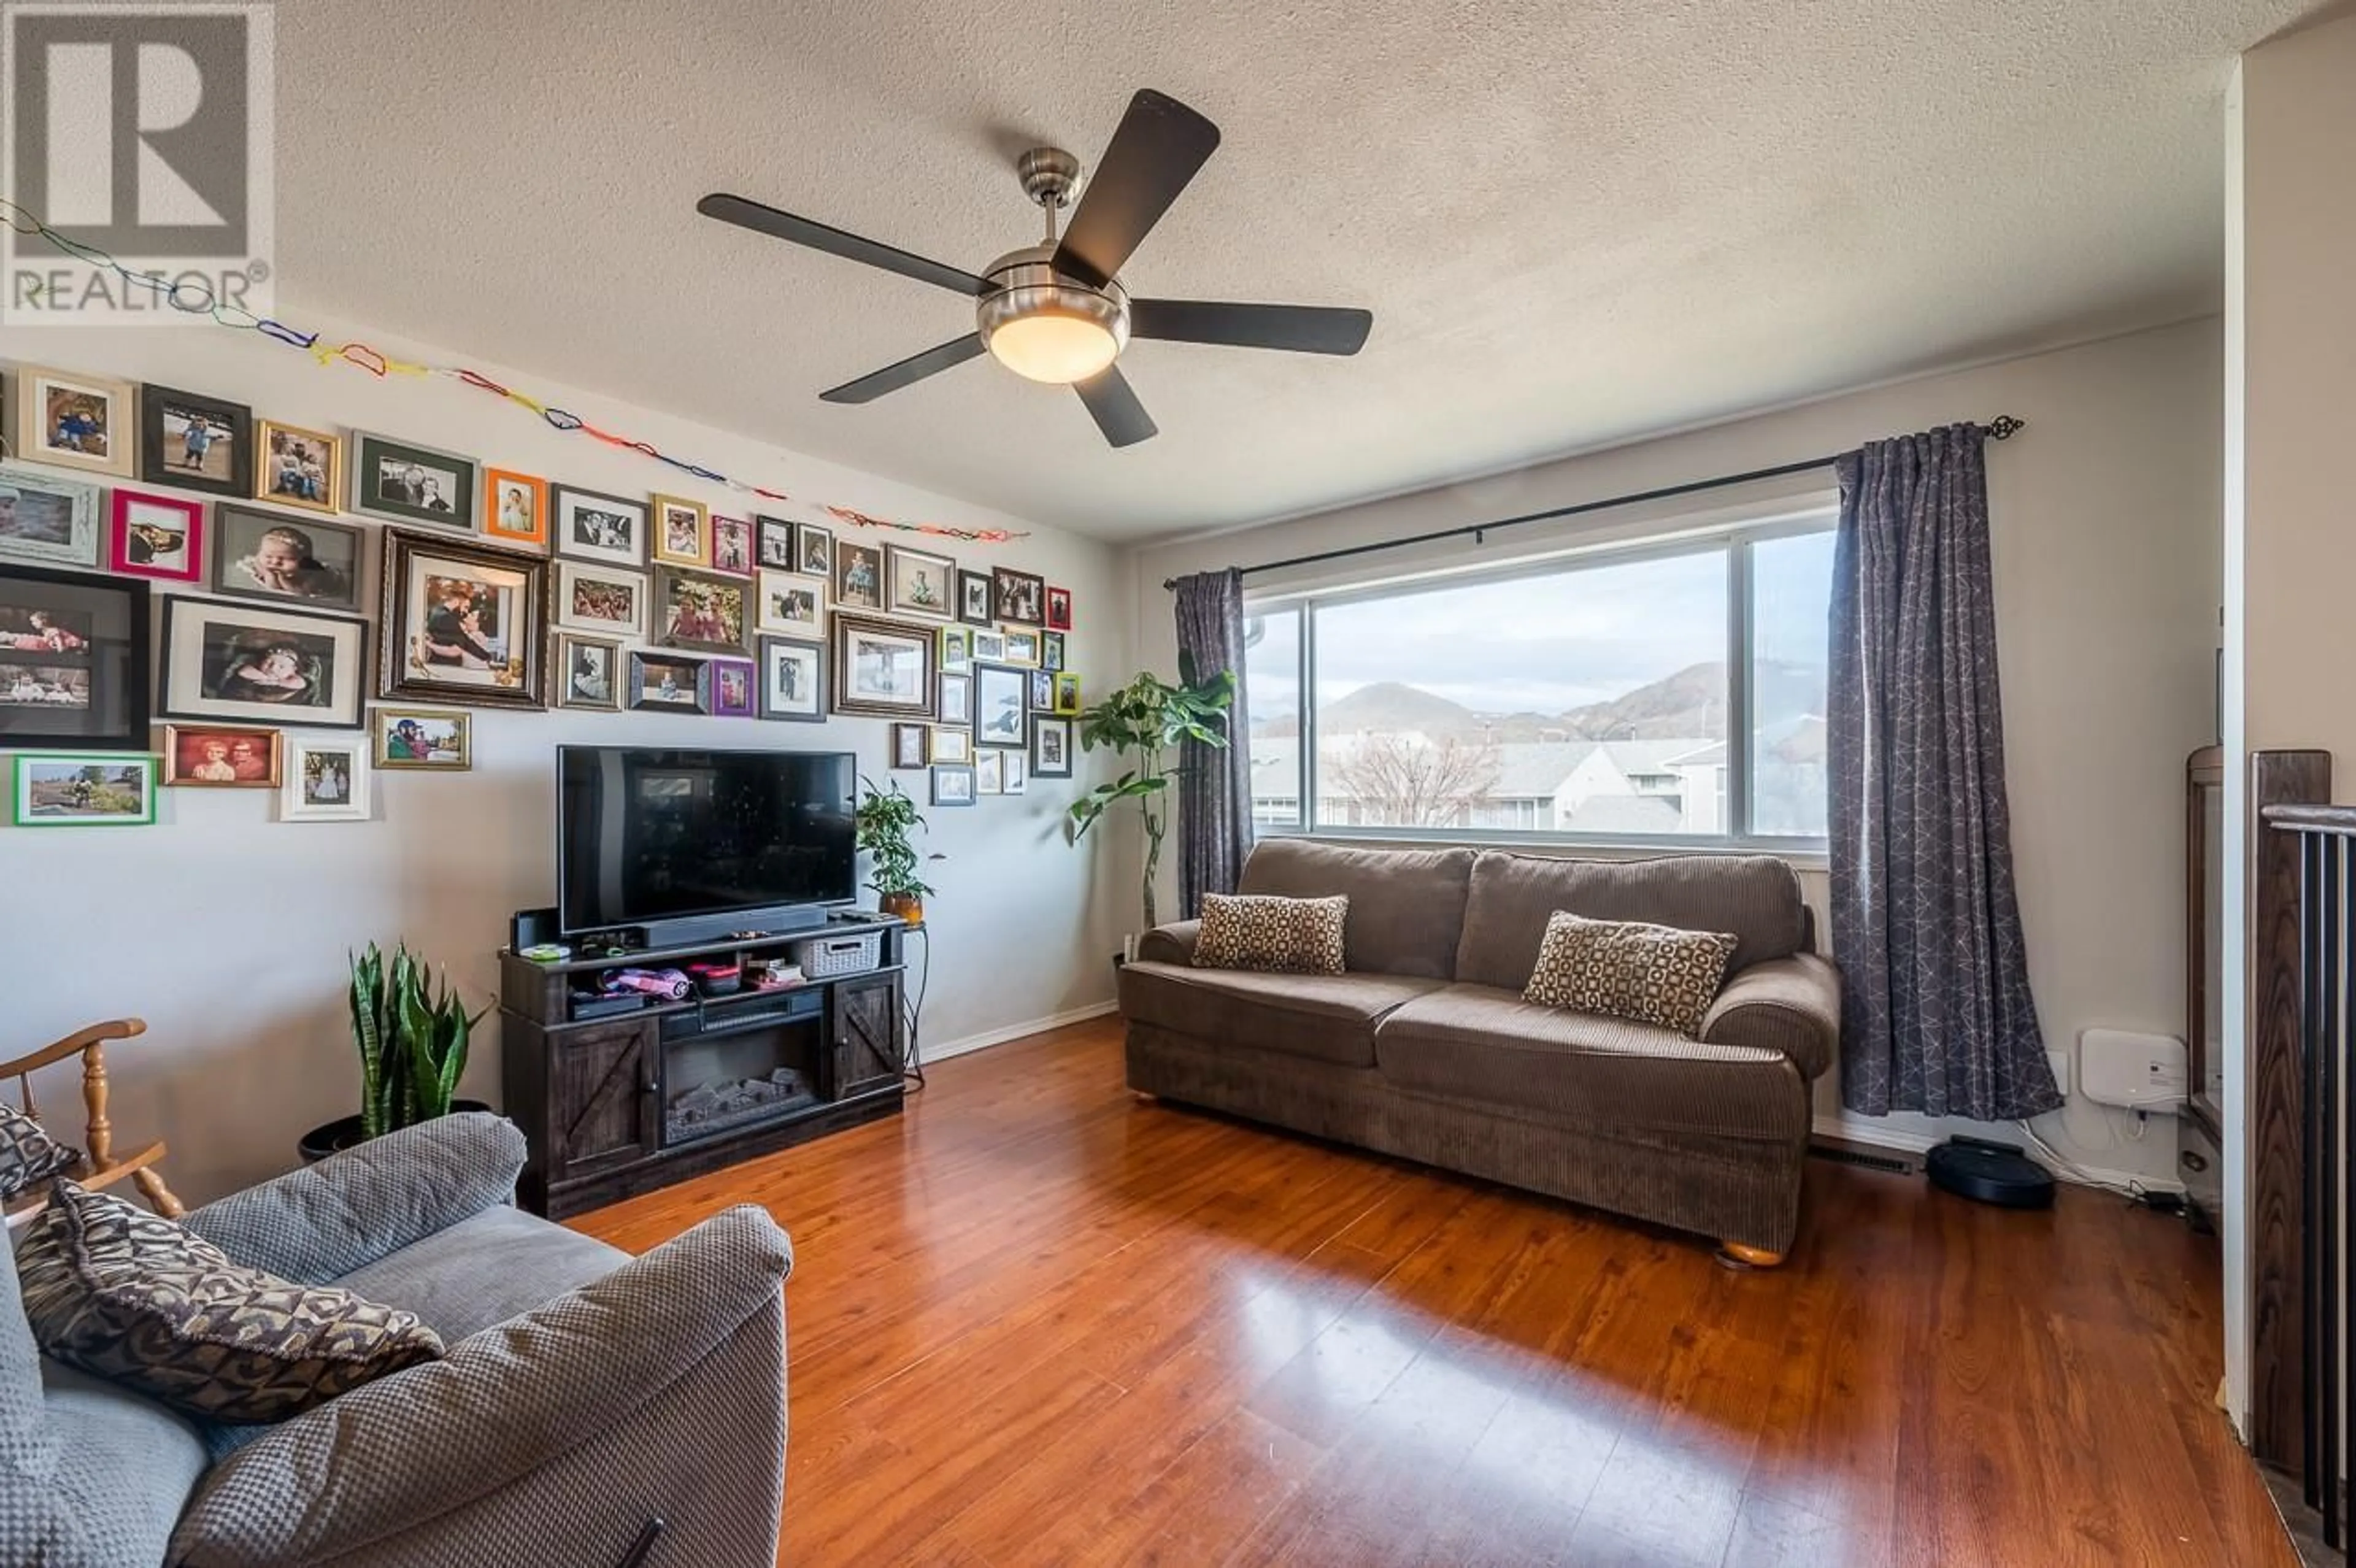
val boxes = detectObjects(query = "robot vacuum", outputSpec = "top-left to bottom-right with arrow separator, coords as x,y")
1925,1136 -> 2056,1209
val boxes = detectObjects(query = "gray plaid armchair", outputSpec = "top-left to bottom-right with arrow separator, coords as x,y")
1,1113 -> 792,1567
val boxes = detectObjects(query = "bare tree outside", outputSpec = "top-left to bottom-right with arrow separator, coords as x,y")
1327,731 -> 1503,828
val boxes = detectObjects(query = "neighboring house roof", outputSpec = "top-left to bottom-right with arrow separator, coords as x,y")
1563,793 -> 1685,834
1248,734 -> 1728,809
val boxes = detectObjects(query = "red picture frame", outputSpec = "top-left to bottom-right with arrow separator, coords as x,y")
1045,584 -> 1072,631
108,489 -> 205,582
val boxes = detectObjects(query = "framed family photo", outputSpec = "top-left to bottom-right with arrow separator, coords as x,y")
831,612 -> 936,720
139,385 -> 253,496
890,723 -> 930,770
930,725 -> 972,765
209,507 -> 365,612
1001,628 -> 1041,668
1042,631 -> 1066,672
628,650 -> 709,714
482,467 -> 549,551
552,559 -> 648,640
756,635 -> 825,723
755,569 -> 826,636
1031,715 -> 1074,778
0,464 -> 103,569
11,366 -> 136,478
1054,672 -> 1082,715
556,633 -> 623,712
1046,585 -> 1073,631
551,485 -> 647,567
380,531 -> 548,710
282,733 -> 371,822
374,708 -> 471,769
162,724 -> 280,787
754,515 -> 798,571
158,596 -> 368,730
350,431 -> 472,528
12,754 -> 156,826
0,564 -> 148,748
930,764 -> 975,807
652,494 -> 709,569
710,657 -> 756,718
709,515 -> 755,578
834,542 -> 883,612
793,521 -> 834,578
885,545 -> 956,619
653,567 -> 749,655
976,751 -> 1002,795
936,671 -> 972,727
255,420 -> 344,516
957,569 -> 992,626
939,625 -> 972,674
108,490 -> 204,583
992,566 -> 1045,626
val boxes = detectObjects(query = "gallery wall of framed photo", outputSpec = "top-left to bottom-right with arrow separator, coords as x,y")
0,319 -> 1130,1205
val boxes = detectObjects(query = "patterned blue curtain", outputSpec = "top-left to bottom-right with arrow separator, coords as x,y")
1828,425 -> 2060,1120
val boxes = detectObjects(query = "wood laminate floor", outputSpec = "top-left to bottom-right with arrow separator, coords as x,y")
572,1017 -> 2294,1567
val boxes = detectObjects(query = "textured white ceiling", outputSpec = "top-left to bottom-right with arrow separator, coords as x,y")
275,0 -> 2319,540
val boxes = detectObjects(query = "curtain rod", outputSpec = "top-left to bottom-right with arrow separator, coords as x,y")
1164,414 -> 2025,589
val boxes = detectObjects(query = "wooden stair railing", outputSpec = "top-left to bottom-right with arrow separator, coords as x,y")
2,1017 -> 184,1230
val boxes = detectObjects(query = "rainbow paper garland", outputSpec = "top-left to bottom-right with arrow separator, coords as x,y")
0,199 -> 1028,544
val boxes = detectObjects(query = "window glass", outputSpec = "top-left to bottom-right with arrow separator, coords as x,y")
1749,531 -> 1835,837
1242,607 -> 1302,830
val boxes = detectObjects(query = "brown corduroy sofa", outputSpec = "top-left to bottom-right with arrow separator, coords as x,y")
1118,839 -> 1840,1264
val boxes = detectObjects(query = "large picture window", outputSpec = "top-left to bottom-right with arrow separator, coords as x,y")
1242,518 -> 1833,845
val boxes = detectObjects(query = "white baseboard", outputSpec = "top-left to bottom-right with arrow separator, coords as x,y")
1810,1115 -> 2185,1196
920,1000 -> 1118,1066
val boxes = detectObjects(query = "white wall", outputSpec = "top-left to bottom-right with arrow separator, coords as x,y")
2220,9 -> 2356,1443
1129,319 -> 2225,1189
0,314 -> 1127,1204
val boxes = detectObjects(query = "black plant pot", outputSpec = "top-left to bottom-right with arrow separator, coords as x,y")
297,1099 -> 494,1164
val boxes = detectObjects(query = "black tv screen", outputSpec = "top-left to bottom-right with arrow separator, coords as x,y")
557,747 -> 857,934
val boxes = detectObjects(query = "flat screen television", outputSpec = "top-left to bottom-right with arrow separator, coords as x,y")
557,746 -> 857,938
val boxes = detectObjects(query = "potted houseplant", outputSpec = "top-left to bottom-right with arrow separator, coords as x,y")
1067,651 -> 1237,942
298,942 -> 490,1162
855,777 -> 945,925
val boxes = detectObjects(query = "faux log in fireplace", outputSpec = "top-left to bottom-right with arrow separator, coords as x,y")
498,914 -> 906,1218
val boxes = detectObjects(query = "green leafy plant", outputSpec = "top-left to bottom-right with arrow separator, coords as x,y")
349,943 -> 486,1139
1068,652 -> 1237,931
854,777 -> 945,902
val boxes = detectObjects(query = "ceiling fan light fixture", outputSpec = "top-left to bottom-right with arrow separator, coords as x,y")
986,310 -> 1120,385
977,247 -> 1130,385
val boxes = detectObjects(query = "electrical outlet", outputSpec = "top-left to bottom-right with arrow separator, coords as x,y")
2047,1048 -> 2071,1099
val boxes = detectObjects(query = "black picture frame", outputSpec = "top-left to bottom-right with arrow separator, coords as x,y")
626,650 -> 710,714
991,566 -> 1045,626
1030,714 -> 1074,778
1042,630 -> 1066,672
156,593 -> 371,731
0,563 -> 149,749
891,723 -> 930,770
755,634 -> 826,723
137,383 -> 253,497
957,569 -> 993,626
972,661 -> 1028,750
755,514 -> 798,571
1028,668 -> 1055,711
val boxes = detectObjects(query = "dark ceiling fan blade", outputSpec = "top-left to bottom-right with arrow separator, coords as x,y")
1074,365 -> 1158,447
820,334 -> 987,404
698,193 -> 990,298
1052,91 -> 1220,289
1130,299 -> 1372,355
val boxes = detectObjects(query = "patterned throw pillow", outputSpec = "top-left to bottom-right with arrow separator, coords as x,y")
1522,910 -> 1739,1039
1193,893 -> 1349,975
0,1101 -> 77,1200
15,1180 -> 445,1423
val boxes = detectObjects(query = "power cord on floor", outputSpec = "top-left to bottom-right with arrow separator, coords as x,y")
2017,1120 -> 2151,1204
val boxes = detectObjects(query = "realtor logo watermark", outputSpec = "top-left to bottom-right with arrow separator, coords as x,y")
2,2 -> 274,325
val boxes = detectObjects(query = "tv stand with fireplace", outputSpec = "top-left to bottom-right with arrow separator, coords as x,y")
498,911 -> 907,1218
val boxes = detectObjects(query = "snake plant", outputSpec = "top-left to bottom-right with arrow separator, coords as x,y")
350,943 -> 486,1139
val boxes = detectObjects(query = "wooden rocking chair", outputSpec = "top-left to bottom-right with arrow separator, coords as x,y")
3,1017 -> 184,1230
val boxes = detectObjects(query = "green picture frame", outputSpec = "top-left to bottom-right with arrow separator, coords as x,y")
10,752 -> 158,826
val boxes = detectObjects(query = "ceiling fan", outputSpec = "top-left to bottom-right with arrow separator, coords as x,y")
696,89 -> 1372,449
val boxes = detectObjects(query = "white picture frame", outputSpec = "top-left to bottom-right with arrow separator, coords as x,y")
552,559 -> 650,640
755,568 -> 827,636
0,463 -> 104,567
282,734 -> 372,821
